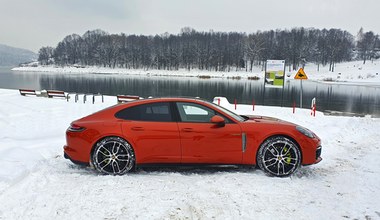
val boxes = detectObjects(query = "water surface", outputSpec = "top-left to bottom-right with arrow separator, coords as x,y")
1,67 -> 379,116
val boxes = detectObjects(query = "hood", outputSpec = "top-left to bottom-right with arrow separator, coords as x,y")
243,115 -> 296,126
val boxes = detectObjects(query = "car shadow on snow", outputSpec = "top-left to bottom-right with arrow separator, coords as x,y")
63,161 -> 261,176
136,165 -> 259,175
139,164 -> 328,179
62,158 -> 324,178
293,166 -> 329,178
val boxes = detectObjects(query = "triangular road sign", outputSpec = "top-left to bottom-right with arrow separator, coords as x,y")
294,68 -> 308,79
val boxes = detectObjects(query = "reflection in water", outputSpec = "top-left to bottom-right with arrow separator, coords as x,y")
1,68 -> 379,116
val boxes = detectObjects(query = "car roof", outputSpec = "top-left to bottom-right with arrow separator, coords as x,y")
124,97 -> 208,104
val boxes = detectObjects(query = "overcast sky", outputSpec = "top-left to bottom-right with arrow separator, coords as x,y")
1,0 -> 379,52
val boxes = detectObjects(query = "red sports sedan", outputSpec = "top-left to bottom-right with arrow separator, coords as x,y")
64,98 -> 322,177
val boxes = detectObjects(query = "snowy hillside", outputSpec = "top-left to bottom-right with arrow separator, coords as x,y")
0,44 -> 37,66
0,89 -> 379,219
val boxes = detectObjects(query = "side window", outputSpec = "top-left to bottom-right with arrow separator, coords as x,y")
176,102 -> 217,123
115,102 -> 173,122
115,105 -> 141,121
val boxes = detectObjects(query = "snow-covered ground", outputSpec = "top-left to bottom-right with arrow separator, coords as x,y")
0,88 -> 379,219
12,60 -> 380,84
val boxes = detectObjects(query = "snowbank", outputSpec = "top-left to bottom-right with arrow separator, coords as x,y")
0,89 -> 379,219
299,60 -> 380,84
12,60 -> 380,84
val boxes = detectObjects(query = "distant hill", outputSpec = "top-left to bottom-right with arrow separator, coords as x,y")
0,44 -> 37,66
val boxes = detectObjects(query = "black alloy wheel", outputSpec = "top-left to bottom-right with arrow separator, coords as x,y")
257,136 -> 301,177
92,137 -> 135,175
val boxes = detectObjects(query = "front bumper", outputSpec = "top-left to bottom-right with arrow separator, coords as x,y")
315,145 -> 322,164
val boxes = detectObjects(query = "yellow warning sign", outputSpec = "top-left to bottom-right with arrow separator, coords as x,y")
294,68 -> 308,79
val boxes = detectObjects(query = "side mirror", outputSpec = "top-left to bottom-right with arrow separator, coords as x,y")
210,115 -> 225,127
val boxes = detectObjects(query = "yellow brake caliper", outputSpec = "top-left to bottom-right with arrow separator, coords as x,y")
283,147 -> 292,164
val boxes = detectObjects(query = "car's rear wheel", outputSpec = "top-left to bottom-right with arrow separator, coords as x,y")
92,137 -> 135,175
257,136 -> 301,177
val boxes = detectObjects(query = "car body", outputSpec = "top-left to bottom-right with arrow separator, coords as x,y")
64,97 -> 322,177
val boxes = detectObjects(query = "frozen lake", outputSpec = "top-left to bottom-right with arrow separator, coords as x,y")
1,67 -> 380,116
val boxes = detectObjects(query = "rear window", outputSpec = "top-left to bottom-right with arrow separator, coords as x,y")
115,102 -> 173,122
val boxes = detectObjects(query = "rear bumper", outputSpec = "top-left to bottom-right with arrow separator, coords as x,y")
63,145 -> 89,166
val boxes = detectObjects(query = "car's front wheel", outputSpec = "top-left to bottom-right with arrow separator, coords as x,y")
257,136 -> 301,177
92,137 -> 135,175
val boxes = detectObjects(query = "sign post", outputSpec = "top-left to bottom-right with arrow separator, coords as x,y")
294,68 -> 308,108
311,97 -> 316,117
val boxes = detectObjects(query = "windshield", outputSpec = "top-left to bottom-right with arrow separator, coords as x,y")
207,101 -> 245,122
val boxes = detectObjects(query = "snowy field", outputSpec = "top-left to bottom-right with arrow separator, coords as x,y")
0,88 -> 379,219
12,60 -> 380,84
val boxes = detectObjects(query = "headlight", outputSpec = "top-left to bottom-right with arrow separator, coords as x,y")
296,126 -> 314,138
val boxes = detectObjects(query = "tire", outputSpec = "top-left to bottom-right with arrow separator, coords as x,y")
92,136 -> 135,175
257,136 -> 301,177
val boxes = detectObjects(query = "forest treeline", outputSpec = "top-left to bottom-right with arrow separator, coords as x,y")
38,27 -> 379,72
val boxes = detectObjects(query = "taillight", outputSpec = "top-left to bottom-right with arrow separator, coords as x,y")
68,123 -> 85,132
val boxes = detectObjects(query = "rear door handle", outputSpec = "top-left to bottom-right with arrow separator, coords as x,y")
131,126 -> 144,131
182,128 -> 193,132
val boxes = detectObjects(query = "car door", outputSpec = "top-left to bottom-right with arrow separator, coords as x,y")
176,102 -> 243,164
117,102 -> 181,164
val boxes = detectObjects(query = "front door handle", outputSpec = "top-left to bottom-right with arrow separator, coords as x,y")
182,128 -> 193,132
131,126 -> 144,131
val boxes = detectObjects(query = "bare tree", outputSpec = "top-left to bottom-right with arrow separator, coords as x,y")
38,46 -> 54,65
357,30 -> 377,64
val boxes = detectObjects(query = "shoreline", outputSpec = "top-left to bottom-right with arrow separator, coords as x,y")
11,60 -> 380,84
11,65 -> 263,80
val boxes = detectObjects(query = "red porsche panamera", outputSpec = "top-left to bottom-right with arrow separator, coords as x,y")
64,98 -> 322,177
